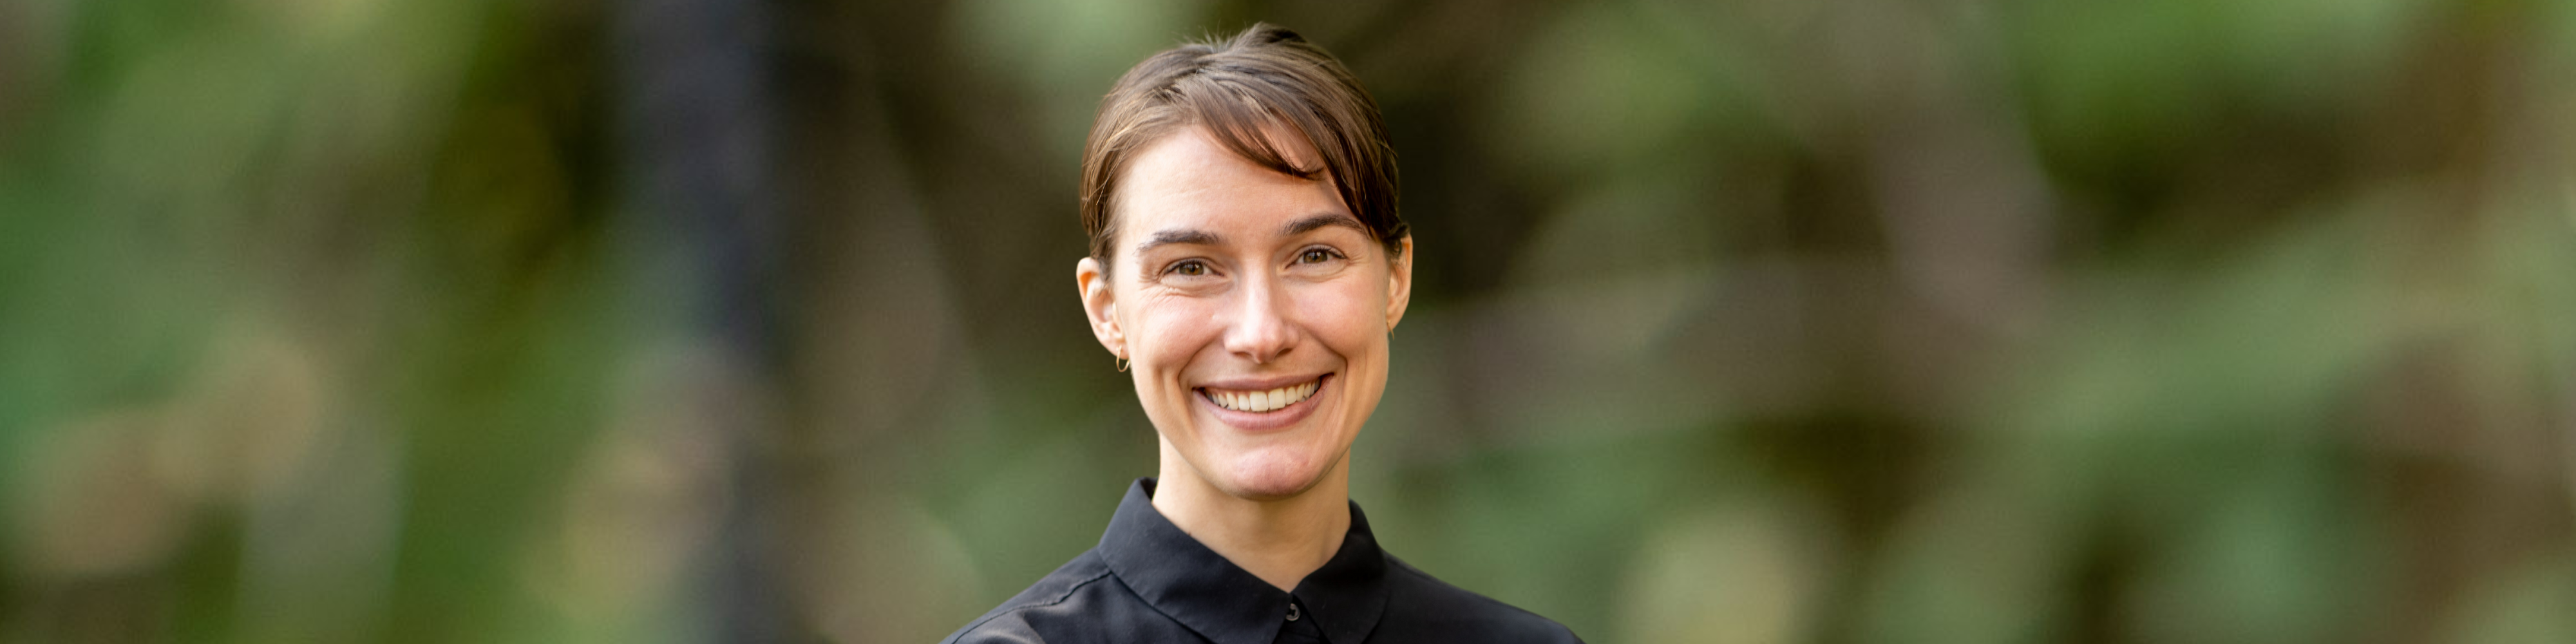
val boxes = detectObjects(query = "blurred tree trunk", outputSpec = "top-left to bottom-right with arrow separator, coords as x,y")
612,0 -> 792,641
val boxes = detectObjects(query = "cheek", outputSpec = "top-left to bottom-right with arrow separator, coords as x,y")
1293,281 -> 1389,351
1130,295 -> 1223,365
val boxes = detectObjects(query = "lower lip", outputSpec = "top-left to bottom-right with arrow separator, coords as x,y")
1197,375 -> 1331,432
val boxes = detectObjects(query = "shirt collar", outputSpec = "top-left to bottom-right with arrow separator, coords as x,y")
1097,478 -> 1390,644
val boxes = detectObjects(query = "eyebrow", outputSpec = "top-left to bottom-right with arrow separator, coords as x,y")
1138,228 -> 1222,254
1133,213 -> 1365,255
1282,213 -> 1367,238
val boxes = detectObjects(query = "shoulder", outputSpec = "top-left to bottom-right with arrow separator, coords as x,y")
1376,555 -> 1586,644
938,551 -> 1117,644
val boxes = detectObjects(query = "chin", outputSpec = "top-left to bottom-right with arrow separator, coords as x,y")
1215,449 -> 1337,500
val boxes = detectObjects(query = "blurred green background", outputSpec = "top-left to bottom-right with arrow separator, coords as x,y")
4,0 -> 2575,643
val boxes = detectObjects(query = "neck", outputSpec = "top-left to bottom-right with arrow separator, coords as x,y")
1150,441 -> 1352,592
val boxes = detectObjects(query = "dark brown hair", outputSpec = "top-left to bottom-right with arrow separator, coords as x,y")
1079,23 -> 1404,269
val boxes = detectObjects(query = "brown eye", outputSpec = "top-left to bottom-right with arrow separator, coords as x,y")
1300,249 -> 1332,263
1171,260 -> 1208,276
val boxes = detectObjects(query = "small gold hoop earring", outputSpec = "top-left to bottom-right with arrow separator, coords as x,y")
1117,357 -> 1130,372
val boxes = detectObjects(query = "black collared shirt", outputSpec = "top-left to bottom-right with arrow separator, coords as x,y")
940,479 -> 1583,644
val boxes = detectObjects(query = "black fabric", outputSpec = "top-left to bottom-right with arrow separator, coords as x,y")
940,478 -> 1583,644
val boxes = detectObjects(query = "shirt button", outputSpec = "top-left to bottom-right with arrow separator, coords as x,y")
1286,601 -> 1302,621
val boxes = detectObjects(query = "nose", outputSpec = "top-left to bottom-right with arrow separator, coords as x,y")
1222,272 -> 1297,364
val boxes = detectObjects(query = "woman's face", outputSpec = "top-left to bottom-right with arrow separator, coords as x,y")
1077,125 -> 1412,501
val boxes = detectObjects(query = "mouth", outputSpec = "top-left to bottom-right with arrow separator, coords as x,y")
1195,374 -> 1331,430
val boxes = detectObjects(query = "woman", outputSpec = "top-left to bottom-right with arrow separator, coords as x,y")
940,24 -> 1582,644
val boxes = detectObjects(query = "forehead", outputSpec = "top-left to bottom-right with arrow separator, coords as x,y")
1115,126 -> 1347,240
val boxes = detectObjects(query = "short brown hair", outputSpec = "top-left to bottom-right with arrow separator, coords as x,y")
1079,23 -> 1404,269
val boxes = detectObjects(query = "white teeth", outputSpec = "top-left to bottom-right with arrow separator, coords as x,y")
1207,379 -> 1321,412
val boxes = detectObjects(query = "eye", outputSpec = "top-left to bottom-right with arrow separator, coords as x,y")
1168,260 -> 1210,276
1298,248 -> 1343,264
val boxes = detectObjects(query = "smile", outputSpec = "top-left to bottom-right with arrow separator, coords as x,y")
1199,376 -> 1324,413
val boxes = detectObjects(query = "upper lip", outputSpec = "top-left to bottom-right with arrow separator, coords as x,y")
1195,372 -> 1331,391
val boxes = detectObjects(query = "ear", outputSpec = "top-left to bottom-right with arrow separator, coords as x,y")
1384,235 -> 1414,332
1076,256 -> 1126,359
